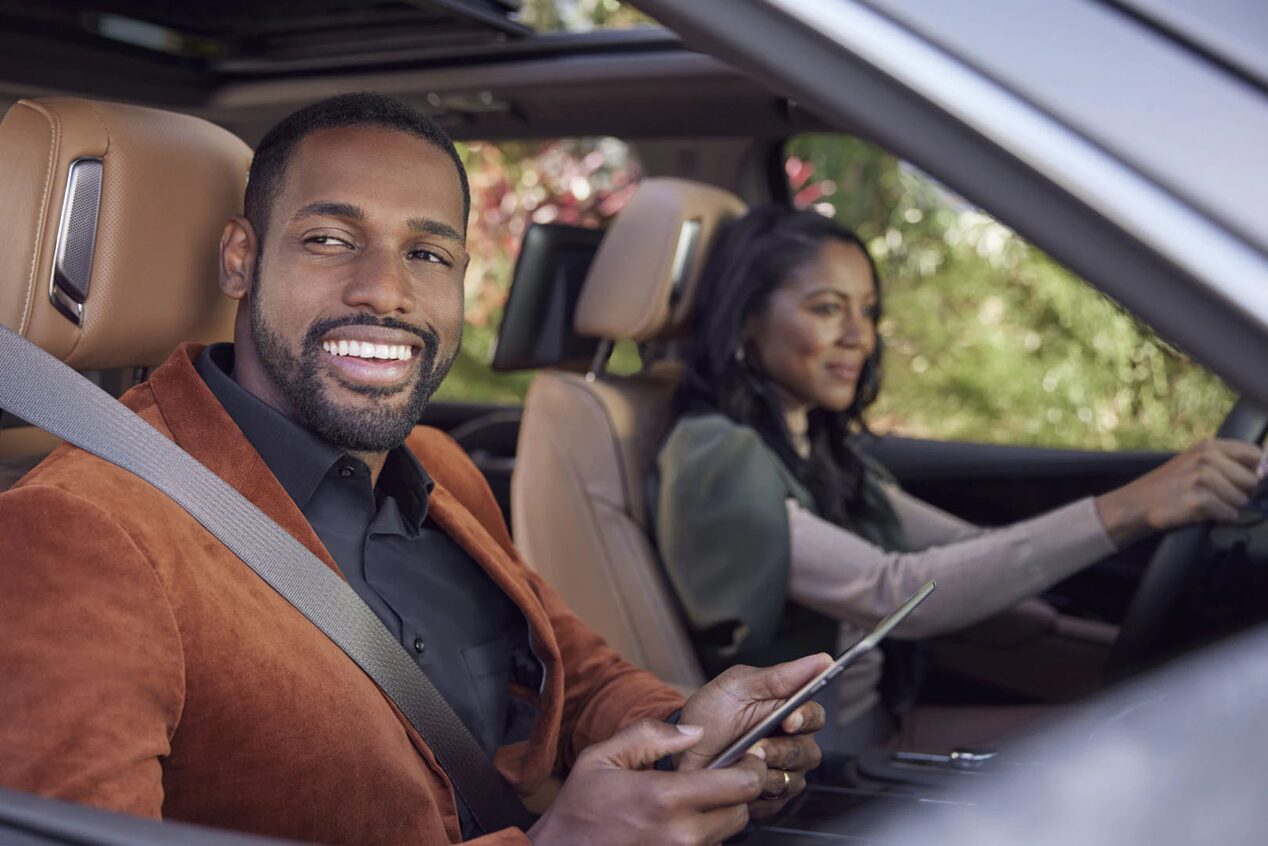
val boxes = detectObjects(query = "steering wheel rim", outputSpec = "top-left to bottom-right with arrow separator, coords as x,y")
1108,396 -> 1268,674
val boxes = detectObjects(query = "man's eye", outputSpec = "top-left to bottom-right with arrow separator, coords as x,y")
304,235 -> 352,249
410,248 -> 452,267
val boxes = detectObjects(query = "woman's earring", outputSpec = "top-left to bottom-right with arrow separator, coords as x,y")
735,345 -> 746,365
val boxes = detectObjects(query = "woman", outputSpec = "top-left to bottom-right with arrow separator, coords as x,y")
652,204 -> 1262,749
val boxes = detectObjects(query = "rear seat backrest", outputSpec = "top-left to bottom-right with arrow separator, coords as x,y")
0,97 -> 252,483
512,178 -> 746,692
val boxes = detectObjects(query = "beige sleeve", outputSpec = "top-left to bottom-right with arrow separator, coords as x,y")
883,483 -> 984,549
786,495 -> 1117,639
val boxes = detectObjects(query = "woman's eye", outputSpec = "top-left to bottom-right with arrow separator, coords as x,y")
863,303 -> 879,320
810,303 -> 842,317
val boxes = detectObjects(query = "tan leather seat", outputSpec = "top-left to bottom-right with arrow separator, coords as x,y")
0,97 -> 251,486
512,178 -> 746,692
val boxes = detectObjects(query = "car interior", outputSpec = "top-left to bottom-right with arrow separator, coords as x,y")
2,1 -> 1266,843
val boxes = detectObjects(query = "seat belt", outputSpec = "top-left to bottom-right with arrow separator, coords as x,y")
0,325 -> 534,836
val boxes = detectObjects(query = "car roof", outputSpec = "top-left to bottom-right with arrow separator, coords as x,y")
0,2 -> 827,144
1115,0 -> 1268,91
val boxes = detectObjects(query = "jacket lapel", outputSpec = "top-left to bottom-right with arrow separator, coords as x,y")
143,343 -> 343,576
142,344 -> 464,808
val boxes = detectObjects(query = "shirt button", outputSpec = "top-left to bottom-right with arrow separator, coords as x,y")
339,465 -> 354,478
413,637 -> 426,654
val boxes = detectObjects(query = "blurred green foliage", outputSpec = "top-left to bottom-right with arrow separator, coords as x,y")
438,3 -> 1233,452
786,135 -> 1235,451
433,137 -> 640,404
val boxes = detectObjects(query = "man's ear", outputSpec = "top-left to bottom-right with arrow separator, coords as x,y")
220,216 -> 258,301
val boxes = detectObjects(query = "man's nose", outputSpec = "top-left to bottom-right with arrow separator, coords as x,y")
343,246 -> 415,315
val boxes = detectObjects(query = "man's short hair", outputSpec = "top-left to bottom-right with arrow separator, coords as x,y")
243,92 -> 470,241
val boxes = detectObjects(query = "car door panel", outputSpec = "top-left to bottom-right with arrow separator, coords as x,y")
861,435 -> 1171,703
923,597 -> 1116,705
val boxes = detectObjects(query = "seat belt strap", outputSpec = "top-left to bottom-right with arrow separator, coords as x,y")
0,325 -> 534,836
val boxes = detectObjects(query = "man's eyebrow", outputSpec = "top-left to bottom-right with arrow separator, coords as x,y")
291,201 -> 365,223
407,217 -> 465,245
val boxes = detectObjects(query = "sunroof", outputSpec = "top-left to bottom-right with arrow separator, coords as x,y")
514,0 -> 657,32
1,0 -> 532,68
0,0 -> 671,105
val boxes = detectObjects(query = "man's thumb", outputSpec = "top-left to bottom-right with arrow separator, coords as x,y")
592,719 -> 704,770
738,652 -> 835,700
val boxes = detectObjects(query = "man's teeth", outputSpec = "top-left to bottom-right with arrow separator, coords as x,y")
322,340 -> 415,361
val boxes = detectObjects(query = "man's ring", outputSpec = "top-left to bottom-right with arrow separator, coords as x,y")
762,769 -> 792,799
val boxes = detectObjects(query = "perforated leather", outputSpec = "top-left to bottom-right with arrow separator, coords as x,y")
0,97 -> 251,370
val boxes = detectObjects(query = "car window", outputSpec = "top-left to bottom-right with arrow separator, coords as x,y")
434,137 -> 643,405
785,133 -> 1236,452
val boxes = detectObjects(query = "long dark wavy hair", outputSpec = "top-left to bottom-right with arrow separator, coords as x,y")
680,204 -> 887,529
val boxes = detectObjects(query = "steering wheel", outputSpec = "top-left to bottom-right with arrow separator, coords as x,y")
1107,396 -> 1268,674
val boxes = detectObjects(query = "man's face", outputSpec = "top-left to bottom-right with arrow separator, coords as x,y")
232,126 -> 467,453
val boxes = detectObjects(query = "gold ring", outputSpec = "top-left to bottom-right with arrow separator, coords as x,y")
762,769 -> 792,799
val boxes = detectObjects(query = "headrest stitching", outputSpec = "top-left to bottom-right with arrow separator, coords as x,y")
15,100 -> 60,338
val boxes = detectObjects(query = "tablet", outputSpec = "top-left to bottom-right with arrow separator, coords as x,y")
706,579 -> 937,770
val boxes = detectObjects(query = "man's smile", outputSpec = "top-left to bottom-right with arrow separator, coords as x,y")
322,338 -> 416,361
318,325 -> 428,389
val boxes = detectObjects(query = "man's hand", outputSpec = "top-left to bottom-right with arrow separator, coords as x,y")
528,719 -> 766,845
678,654 -> 833,820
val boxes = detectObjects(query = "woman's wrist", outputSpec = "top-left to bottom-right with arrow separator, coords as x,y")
1094,488 -> 1151,547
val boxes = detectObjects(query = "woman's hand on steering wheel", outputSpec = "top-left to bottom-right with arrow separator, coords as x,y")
1095,439 -> 1264,547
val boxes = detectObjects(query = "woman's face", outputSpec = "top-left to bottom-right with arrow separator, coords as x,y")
744,238 -> 878,414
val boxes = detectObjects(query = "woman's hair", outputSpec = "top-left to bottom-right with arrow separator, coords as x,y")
680,204 -> 885,527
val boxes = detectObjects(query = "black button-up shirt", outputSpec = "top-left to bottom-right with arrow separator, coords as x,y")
196,344 -> 539,833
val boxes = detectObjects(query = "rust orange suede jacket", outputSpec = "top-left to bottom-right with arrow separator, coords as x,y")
0,344 -> 684,844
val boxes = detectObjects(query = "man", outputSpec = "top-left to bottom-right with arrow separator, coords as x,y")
0,94 -> 829,844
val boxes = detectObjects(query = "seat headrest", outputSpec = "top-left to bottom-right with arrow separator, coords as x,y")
0,97 -> 252,370
574,178 -> 746,343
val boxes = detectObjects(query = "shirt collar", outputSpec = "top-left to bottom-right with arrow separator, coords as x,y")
376,442 -> 435,532
195,343 -> 434,528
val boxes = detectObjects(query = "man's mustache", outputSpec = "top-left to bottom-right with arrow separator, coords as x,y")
301,314 -> 439,357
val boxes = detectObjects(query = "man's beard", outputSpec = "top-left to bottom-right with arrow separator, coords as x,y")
249,286 -> 456,453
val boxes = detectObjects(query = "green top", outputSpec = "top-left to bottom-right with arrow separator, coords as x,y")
650,413 -> 901,676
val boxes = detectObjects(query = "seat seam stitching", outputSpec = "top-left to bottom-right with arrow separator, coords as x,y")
535,374 -> 700,677
527,377 -> 649,669
15,101 -> 60,337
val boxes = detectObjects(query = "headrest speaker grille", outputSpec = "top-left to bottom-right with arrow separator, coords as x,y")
49,157 -> 103,324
